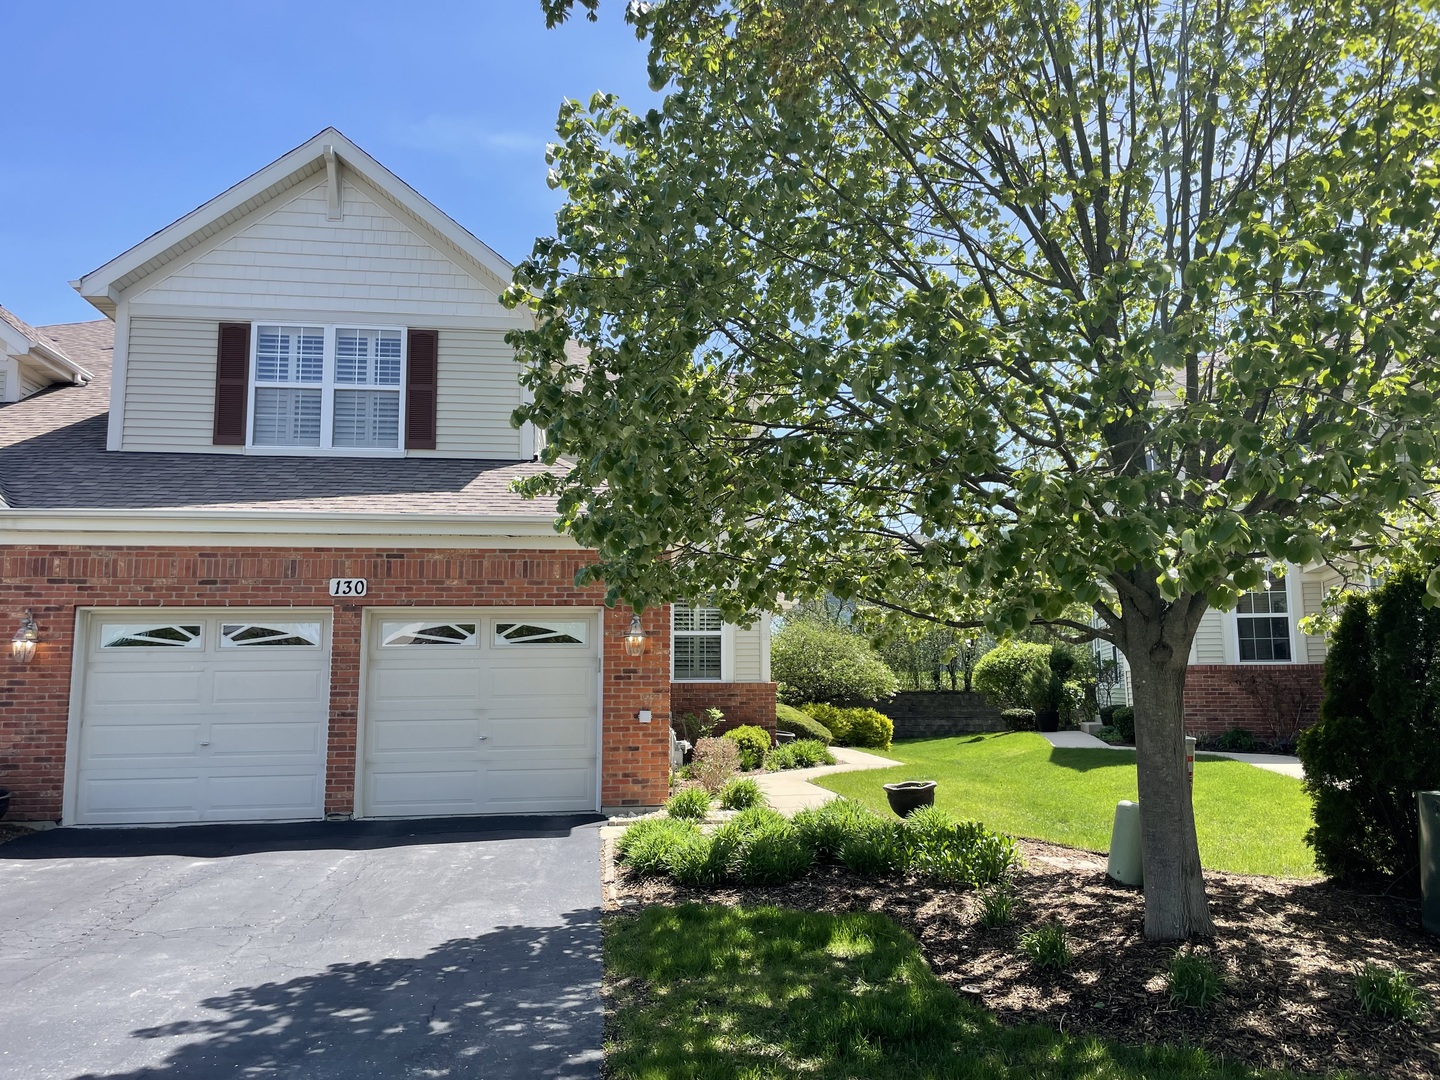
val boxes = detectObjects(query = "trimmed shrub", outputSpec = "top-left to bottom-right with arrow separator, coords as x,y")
1168,950 -> 1224,1009
665,785 -> 712,821
691,736 -> 740,793
722,724 -> 772,771
771,620 -> 899,705
972,642 -> 1052,709
800,703 -> 893,749
1099,704 -> 1120,724
1210,726 -> 1260,752
616,817 -> 700,876
903,806 -> 1021,886
765,739 -> 835,771
1299,570 -> 1440,887
1000,708 -> 1036,731
1110,706 -> 1135,743
1356,963 -> 1429,1022
719,777 -> 766,810
775,702 -> 833,744
1019,921 -> 1073,971
793,798 -> 877,863
666,830 -> 731,887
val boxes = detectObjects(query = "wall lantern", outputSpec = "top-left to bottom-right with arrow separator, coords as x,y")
623,614 -> 648,657
11,610 -> 39,664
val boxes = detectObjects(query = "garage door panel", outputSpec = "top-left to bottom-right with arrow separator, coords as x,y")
367,767 -> 482,815
207,772 -> 323,816
482,766 -> 593,812
75,612 -> 330,826
488,716 -> 595,753
368,717 -> 478,754
212,668 -> 328,704
82,723 -> 203,762
371,667 -> 484,703
85,670 -> 205,706
489,664 -> 591,701
208,719 -> 324,758
79,775 -> 203,820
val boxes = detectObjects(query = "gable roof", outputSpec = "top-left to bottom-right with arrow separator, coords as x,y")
72,127 -> 516,316
0,320 -> 559,521
0,305 -> 94,384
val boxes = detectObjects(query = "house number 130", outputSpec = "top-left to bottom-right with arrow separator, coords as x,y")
329,578 -> 368,597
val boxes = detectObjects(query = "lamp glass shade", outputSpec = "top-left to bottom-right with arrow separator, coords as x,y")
12,612 -> 38,663
623,615 -> 646,657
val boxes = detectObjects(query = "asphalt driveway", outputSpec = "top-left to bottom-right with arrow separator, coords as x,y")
0,816 -> 604,1080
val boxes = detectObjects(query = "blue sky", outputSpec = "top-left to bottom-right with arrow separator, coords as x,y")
1,1 -> 655,326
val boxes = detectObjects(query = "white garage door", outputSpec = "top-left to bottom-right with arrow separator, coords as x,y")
362,610 -> 599,817
73,612 -> 331,825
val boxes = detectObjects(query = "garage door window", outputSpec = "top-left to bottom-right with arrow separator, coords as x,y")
381,622 -> 478,647
101,624 -> 203,648
221,622 -> 323,647
494,620 -> 588,645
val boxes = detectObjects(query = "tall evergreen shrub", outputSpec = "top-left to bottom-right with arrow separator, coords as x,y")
1298,569 -> 1440,887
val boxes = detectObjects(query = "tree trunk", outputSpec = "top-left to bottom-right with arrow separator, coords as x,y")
1127,634 -> 1216,940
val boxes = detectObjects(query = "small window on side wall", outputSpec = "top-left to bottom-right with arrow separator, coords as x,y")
673,603 -> 723,680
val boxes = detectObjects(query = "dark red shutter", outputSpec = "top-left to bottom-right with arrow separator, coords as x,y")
213,323 -> 250,445
406,329 -> 438,450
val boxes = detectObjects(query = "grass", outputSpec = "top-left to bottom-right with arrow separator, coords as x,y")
605,903 -> 1316,1079
817,733 -> 1316,877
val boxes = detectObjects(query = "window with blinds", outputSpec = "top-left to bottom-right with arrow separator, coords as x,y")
248,324 -> 405,450
673,602 -> 724,680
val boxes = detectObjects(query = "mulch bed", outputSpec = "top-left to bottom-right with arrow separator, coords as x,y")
602,835 -> 1440,1079
0,824 -> 34,846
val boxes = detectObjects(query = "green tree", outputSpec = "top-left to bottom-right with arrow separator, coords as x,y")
513,1 -> 1440,938
770,620 -> 900,705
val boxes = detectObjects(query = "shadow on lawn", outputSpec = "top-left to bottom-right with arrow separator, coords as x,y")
68,908 -> 604,1080
1045,745 -> 1137,772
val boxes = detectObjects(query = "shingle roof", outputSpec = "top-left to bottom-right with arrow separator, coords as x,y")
0,320 -> 560,516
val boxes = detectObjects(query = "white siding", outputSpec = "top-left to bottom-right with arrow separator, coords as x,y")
122,318 -> 230,453
424,329 -> 525,458
132,175 -> 511,322
1191,608 -> 1227,664
731,622 -> 764,682
1302,575 -> 1333,664
17,365 -> 49,398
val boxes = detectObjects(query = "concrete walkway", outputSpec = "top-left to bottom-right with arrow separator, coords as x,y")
1037,729 -> 1303,778
753,746 -> 901,814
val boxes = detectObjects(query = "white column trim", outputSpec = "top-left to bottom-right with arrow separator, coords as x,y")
106,298 -> 130,450
759,614 -> 772,683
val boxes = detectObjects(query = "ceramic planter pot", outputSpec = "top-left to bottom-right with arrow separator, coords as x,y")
1036,708 -> 1061,733
884,780 -> 937,818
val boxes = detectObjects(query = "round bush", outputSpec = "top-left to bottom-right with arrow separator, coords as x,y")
775,702 -> 833,744
801,703 -> 851,743
1000,708 -> 1036,731
616,817 -> 700,876
1110,706 -> 1135,743
972,642 -> 1052,709
771,621 -> 899,705
665,785 -> 713,820
839,707 -> 893,749
719,777 -> 766,810
721,724 -> 771,770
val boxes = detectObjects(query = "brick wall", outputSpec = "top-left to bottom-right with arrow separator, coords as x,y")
670,682 -> 778,738
0,546 -> 672,820
1182,664 -> 1324,742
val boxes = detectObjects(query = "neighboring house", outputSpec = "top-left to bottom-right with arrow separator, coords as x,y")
1099,562 -> 1343,740
0,128 -> 774,826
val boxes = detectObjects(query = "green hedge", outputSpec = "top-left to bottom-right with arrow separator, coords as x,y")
775,702 -> 833,744
722,724 -> 772,770
801,703 -> 893,749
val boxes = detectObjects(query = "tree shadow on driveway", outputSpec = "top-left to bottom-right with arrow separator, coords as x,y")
68,907 -> 604,1080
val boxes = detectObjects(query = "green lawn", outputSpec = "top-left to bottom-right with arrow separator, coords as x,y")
605,903 -> 1318,1080
817,733 -> 1316,877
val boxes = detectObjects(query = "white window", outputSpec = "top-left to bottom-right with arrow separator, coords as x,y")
381,622 -> 478,647
494,620 -> 589,646
249,324 -> 405,451
673,603 -> 724,680
1236,572 -> 1292,662
101,623 -> 203,648
221,622 -> 323,648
